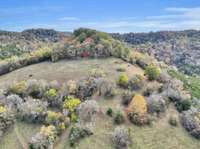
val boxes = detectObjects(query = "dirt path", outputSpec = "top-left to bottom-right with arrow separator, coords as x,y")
14,124 -> 28,149
54,129 -> 70,149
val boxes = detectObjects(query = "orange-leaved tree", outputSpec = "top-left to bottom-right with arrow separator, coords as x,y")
127,94 -> 148,125
128,94 -> 147,115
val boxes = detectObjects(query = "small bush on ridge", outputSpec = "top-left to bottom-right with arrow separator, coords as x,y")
145,64 -> 160,81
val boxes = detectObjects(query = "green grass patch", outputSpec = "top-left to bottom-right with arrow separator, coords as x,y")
168,69 -> 200,99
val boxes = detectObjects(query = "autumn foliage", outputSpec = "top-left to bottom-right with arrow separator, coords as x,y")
127,94 -> 147,116
127,94 -> 148,125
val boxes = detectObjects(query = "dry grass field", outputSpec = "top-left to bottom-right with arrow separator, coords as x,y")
0,58 -> 199,149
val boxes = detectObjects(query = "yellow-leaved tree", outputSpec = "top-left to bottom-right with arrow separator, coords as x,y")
128,94 -> 147,115
127,94 -> 148,125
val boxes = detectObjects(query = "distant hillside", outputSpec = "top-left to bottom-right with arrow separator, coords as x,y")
0,29 -> 70,59
111,30 -> 200,76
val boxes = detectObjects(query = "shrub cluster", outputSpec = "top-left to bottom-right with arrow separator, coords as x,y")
17,98 -> 48,123
63,96 -> 81,122
29,125 -> 57,149
9,81 -> 27,97
146,93 -> 166,115
145,64 -> 161,81
122,91 -> 135,106
175,99 -> 191,112
45,111 -> 70,134
157,70 -> 171,83
114,111 -> 125,125
89,68 -> 106,78
0,105 -> 14,138
0,48 -> 52,76
117,74 -> 129,88
161,78 -> 192,112
76,77 -> 98,100
128,74 -> 144,90
106,108 -> 113,117
112,126 -> 131,149
181,110 -> 200,139
44,88 -> 62,107
9,79 -> 49,98
26,79 -> 48,98
97,78 -> 117,97
69,125 -> 93,146
66,80 -> 77,95
77,100 -> 99,125
6,94 -> 23,110
63,96 -> 81,112
143,82 -> 162,97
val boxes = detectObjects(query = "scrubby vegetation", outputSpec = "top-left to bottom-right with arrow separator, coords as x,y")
168,69 -> 200,99
145,64 -> 161,81
111,30 -> 200,76
0,105 -> 15,138
117,74 -> 129,88
127,95 -> 149,125
114,111 -> 125,125
29,125 -> 57,149
112,126 -> 131,149
0,28 -> 199,148
69,125 -> 93,146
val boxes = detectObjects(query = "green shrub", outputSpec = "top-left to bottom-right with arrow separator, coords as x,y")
9,81 -> 27,96
128,74 -> 144,90
63,96 -> 81,112
97,78 -> 117,97
89,68 -> 106,78
70,112 -> 78,123
69,126 -> 93,146
145,64 -> 160,81
117,74 -> 129,88
78,32 -> 87,43
122,91 -> 135,106
128,113 -> 149,126
27,79 -> 47,98
46,111 -> 63,124
168,116 -> 178,127
106,108 -> 113,117
0,44 -> 24,60
168,69 -> 200,99
29,125 -> 57,149
44,89 -> 57,98
176,99 -> 191,112
114,111 -> 124,124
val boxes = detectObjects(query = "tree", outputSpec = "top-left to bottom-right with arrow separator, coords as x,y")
127,95 -> 148,125
117,74 -> 129,88
145,64 -> 160,80
127,94 -> 147,116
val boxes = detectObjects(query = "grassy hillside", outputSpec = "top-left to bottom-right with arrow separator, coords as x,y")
0,28 -> 199,149
0,58 -> 200,149
168,69 -> 200,99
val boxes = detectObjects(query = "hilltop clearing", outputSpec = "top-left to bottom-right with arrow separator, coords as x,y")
0,28 -> 199,149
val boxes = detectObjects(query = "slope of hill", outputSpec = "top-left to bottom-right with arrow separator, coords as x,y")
0,28 -> 199,149
111,30 -> 200,76
0,29 -> 70,60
